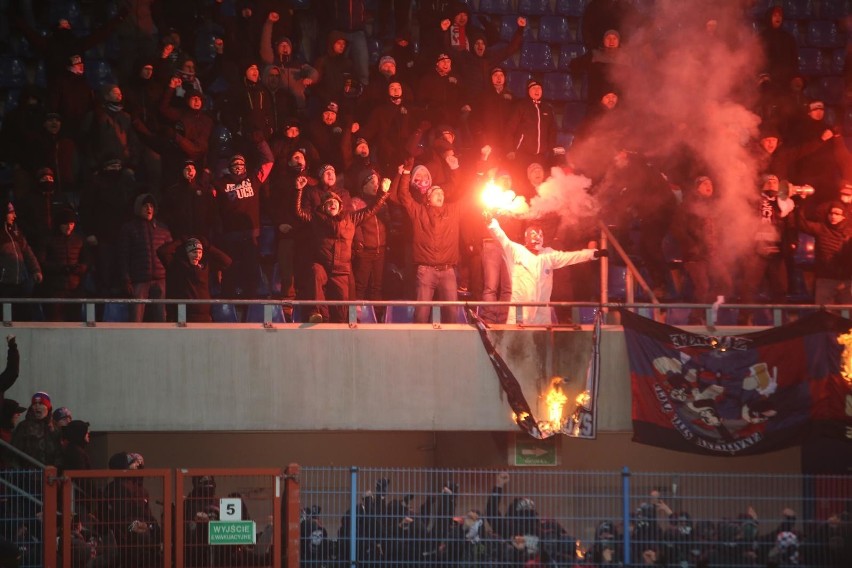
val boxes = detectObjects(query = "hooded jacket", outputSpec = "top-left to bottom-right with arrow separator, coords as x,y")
118,194 -> 173,284
0,212 -> 42,286
259,26 -> 319,110
296,184 -> 389,274
157,238 -> 232,322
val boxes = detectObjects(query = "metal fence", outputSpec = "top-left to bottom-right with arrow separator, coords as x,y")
0,467 -> 56,568
298,467 -> 852,568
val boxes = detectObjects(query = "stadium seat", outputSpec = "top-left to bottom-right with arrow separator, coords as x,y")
798,48 -> 825,76
0,57 -> 27,89
819,0 -> 847,18
578,307 -> 599,324
499,17 -> 521,42
831,48 -> 845,74
384,305 -> 415,323
607,265 -> 628,301
506,69 -> 532,97
555,131 -> 575,148
538,16 -> 573,44
211,303 -> 240,323
812,76 -> 844,105
543,71 -> 578,101
792,231 -> 815,265
84,58 -> 116,89
519,42 -> 556,72
518,0 -> 551,15
479,0 -> 515,15
102,303 -> 129,322
246,303 -> 286,324
781,0 -> 814,19
555,0 -> 586,17
356,305 -> 378,324
781,19 -> 804,45
806,20 -> 842,48
557,43 -> 586,71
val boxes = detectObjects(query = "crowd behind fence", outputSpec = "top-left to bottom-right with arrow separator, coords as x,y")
1,465 -> 851,567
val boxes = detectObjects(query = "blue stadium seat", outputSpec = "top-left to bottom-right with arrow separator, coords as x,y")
555,131 -> 575,148
793,231 -> 815,265
102,303 -> 129,322
798,48 -> 825,76
538,16 -> 573,43
811,76 -> 844,105
519,42 -> 556,72
0,57 -> 27,89
479,0 -> 515,15
291,0 -> 310,8
578,307 -> 598,324
819,1 -> 847,18
356,305 -> 378,324
607,265 -> 627,301
557,43 -> 586,71
543,71 -> 578,101
246,303 -> 286,323
781,19 -> 804,45
384,305 -> 415,323
212,303 -> 240,323
84,58 -> 116,89
506,69 -> 532,97
499,17 -> 521,42
555,0 -> 586,17
781,0 -> 814,19
806,20 -> 842,48
831,48 -> 845,74
518,0 -> 550,15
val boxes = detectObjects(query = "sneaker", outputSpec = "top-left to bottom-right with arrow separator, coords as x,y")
308,313 -> 323,323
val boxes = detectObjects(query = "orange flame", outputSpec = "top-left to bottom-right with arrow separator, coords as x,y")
838,331 -> 852,386
481,181 -> 528,214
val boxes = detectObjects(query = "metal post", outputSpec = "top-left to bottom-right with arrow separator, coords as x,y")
622,466 -> 631,567
43,466 -> 58,568
349,466 -> 359,568
284,464 -> 301,568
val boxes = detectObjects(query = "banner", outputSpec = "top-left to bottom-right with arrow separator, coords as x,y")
622,309 -> 852,456
470,309 -> 601,439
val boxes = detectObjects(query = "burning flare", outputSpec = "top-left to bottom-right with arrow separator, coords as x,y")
838,331 -> 852,386
481,181 -> 529,215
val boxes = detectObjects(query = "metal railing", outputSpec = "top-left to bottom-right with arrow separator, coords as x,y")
1,297 -> 849,328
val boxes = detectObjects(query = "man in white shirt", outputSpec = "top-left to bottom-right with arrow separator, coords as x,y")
488,217 -> 604,324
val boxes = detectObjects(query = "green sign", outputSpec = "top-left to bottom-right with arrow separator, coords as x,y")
512,436 -> 558,466
208,520 -> 256,545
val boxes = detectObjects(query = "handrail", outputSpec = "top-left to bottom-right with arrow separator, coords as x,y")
1,297 -> 850,327
0,436 -> 48,469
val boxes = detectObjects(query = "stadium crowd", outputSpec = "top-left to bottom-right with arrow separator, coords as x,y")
0,1 -> 850,325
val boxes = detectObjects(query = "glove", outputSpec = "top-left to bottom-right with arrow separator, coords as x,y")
594,249 -> 609,259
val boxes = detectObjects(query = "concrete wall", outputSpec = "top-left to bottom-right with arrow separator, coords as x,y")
7,323 -> 629,431
5,322 -> 808,472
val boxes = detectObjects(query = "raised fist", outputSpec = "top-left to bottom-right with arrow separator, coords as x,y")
268,11 -> 280,22
296,176 -> 308,190
381,178 -> 391,192
351,122 -> 360,133
517,17 -> 527,27
440,19 -> 451,31
169,76 -> 182,89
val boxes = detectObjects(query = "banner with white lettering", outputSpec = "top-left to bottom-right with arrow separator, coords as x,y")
622,309 -> 852,455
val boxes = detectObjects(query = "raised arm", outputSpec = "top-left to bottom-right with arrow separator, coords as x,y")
294,176 -> 312,222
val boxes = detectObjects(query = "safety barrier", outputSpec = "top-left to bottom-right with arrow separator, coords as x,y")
1,297 -> 850,327
2,465 -> 850,566
297,466 -> 852,568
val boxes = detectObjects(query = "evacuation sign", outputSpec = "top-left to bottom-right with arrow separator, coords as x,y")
208,520 -> 256,545
511,435 -> 558,466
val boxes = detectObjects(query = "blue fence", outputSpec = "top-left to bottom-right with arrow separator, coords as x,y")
297,467 -> 852,568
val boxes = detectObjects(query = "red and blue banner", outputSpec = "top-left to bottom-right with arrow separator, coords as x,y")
622,309 -> 852,456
